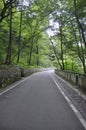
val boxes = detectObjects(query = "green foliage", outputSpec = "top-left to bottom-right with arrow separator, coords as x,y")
0,0 -> 86,73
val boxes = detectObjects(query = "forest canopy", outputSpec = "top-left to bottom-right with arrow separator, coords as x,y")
0,0 -> 86,74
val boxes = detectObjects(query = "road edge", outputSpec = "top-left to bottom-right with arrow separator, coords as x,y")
49,73 -> 86,130
0,73 -> 37,96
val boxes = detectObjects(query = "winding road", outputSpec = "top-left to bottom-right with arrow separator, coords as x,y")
0,70 -> 85,130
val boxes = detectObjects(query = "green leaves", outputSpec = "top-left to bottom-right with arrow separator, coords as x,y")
0,0 -> 86,72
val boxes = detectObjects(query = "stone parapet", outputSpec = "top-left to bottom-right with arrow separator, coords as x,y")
55,69 -> 86,90
0,65 -> 21,88
0,65 -> 41,88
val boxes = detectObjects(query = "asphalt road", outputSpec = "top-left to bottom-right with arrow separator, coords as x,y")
0,71 -> 85,130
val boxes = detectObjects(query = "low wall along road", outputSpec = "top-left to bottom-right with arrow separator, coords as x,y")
0,65 -> 41,88
55,69 -> 86,91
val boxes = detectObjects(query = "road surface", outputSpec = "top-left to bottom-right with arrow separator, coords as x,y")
0,71 -> 85,130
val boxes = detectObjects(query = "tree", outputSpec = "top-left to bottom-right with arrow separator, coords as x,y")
16,0 -> 23,63
5,2 -> 13,64
0,0 -> 86,72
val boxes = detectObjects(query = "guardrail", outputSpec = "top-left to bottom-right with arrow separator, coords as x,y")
55,69 -> 86,90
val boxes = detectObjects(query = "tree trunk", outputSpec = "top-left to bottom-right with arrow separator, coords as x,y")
5,3 -> 12,64
82,61 -> 86,74
28,41 -> 34,65
60,24 -> 65,70
50,38 -> 63,69
17,8 -> 23,63
73,0 -> 86,47
36,44 -> 39,67
70,20 -> 86,74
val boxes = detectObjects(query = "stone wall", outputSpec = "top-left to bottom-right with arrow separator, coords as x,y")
55,69 -> 86,90
20,68 -> 42,77
0,65 -> 21,88
0,65 -> 42,88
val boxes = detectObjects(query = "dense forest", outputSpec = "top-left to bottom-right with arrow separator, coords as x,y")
0,0 -> 86,74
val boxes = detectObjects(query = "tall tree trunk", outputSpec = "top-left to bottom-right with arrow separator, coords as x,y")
70,20 -> 86,74
60,24 -> 64,70
36,43 -> 39,67
73,0 -> 86,47
28,41 -> 34,65
17,8 -> 23,63
5,3 -> 12,64
83,62 -> 86,74
50,38 -> 63,69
